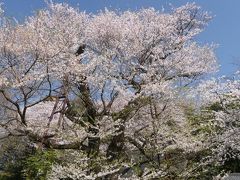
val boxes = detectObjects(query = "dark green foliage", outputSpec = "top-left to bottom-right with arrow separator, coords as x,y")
0,137 -> 32,180
0,144 -> 60,180
185,106 -> 217,135
22,150 -> 59,180
207,102 -> 224,112
221,148 -> 240,173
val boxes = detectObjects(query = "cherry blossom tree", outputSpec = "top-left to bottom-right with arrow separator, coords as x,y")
189,71 -> 240,176
0,2 -> 226,179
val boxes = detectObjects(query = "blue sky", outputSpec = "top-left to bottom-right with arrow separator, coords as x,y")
2,0 -> 240,75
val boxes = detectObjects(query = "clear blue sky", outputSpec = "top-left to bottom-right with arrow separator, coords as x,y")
2,0 -> 240,76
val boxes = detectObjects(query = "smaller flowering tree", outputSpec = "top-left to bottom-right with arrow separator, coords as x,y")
186,71 -> 240,176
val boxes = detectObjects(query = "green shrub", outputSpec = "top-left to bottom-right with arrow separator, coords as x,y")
22,150 -> 59,180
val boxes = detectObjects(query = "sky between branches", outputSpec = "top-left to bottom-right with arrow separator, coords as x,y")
2,0 -> 240,75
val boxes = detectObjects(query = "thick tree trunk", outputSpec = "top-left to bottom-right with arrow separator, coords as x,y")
78,83 -> 100,157
107,96 -> 151,161
107,122 -> 125,160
